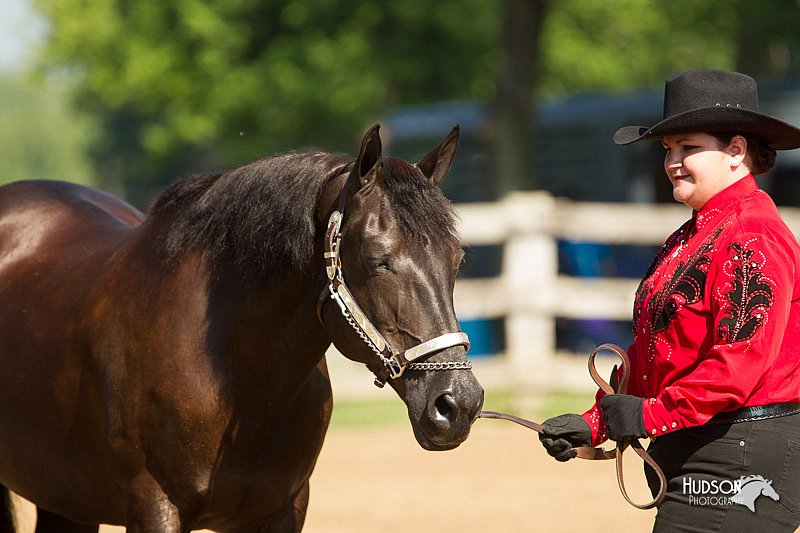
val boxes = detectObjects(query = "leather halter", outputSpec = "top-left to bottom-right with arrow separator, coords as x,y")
317,181 -> 472,388
479,344 -> 667,510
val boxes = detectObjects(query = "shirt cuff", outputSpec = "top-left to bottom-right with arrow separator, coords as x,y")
642,397 -> 684,437
581,405 -> 608,446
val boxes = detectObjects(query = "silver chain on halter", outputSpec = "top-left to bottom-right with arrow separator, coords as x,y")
330,284 -> 473,374
407,360 -> 472,371
331,285 -> 398,368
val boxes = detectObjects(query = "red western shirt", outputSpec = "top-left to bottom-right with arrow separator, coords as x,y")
583,175 -> 800,445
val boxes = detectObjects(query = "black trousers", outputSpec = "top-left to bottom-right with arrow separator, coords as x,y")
644,413 -> 800,532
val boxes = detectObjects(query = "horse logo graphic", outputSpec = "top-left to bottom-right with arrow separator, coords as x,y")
730,475 -> 780,512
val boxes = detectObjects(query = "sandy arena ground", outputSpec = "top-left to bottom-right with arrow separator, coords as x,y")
13,422 -> 657,532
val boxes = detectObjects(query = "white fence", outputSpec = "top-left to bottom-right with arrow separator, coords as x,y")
451,191 -> 683,395
327,191 -> 800,399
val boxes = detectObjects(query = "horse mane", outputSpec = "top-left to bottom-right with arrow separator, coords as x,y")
150,152 -> 351,282
148,152 -> 458,284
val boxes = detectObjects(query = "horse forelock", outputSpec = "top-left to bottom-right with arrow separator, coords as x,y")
379,157 -> 459,243
149,151 -> 351,283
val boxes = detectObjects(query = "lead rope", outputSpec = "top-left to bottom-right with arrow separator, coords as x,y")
478,344 -> 666,510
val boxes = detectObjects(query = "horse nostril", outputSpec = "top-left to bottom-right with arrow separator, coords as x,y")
434,393 -> 458,423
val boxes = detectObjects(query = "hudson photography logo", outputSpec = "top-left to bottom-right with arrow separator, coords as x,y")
682,475 -> 780,512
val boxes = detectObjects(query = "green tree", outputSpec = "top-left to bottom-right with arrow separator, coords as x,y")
539,0 -> 738,95
491,0 -> 550,197
490,0 -> 800,193
29,0 -> 800,203
732,0 -> 800,78
0,75 -> 95,186
538,0 -> 800,95
33,0 -> 498,206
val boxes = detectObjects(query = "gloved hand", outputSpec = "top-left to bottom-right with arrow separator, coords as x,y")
600,394 -> 647,441
538,414 -> 592,462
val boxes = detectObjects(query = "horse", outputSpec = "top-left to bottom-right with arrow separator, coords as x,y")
0,124 -> 484,532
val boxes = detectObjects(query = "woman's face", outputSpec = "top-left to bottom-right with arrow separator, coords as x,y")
662,132 -> 744,210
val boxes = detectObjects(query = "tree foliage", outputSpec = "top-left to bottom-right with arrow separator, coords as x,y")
26,0 -> 800,203
540,0 -> 732,95
0,75 -> 95,186
33,0 -> 498,203
539,0 -> 800,95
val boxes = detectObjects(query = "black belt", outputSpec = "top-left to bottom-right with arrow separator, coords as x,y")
706,402 -> 800,426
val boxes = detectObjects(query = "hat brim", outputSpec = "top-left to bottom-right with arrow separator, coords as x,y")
614,107 -> 800,150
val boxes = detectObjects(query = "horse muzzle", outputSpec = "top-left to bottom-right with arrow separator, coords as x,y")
407,366 -> 484,451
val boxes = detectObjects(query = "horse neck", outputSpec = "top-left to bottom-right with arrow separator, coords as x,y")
211,165 -> 346,357
206,267 -> 330,393
215,171 -> 350,381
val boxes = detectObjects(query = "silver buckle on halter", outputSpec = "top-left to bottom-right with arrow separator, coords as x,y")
324,211 -> 343,281
372,357 -> 403,388
386,356 -> 405,379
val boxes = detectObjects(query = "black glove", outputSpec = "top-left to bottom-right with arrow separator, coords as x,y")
600,394 -> 647,441
538,414 -> 592,462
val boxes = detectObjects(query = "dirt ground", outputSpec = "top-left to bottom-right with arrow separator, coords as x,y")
13,422 -> 656,532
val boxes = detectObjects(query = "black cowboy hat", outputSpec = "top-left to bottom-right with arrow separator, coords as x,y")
614,69 -> 800,150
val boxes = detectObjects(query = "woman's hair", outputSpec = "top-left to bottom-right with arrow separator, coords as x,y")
712,132 -> 777,175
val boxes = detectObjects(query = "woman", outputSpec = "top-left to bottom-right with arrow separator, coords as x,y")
539,70 -> 800,531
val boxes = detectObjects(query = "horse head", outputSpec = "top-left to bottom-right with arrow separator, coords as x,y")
319,124 -> 484,450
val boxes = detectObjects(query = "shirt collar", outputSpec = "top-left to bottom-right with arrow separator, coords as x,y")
693,175 -> 757,229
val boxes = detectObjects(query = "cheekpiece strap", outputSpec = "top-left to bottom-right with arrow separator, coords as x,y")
325,211 -> 343,281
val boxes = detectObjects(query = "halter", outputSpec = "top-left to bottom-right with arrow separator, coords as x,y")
317,186 -> 472,388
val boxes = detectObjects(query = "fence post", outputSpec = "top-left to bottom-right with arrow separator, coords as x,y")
501,191 -> 558,388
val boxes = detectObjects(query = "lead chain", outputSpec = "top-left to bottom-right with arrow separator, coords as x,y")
330,285 -> 472,374
407,361 -> 473,371
331,288 -> 395,368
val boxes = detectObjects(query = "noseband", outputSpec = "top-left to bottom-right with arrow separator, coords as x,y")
317,188 -> 472,388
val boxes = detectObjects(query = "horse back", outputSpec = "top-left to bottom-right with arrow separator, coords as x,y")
0,179 -> 143,282
0,179 -> 143,236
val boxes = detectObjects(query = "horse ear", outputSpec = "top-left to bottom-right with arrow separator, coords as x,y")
353,123 -> 383,190
416,125 -> 460,185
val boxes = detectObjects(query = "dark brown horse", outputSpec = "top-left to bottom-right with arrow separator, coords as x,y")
0,125 -> 483,532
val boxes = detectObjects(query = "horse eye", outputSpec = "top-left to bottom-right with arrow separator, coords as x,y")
365,255 -> 393,272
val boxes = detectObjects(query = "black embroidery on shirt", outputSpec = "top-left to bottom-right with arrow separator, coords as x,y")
648,228 -> 723,334
651,254 -> 710,333
633,220 -> 695,333
717,242 -> 774,343
632,280 -> 650,333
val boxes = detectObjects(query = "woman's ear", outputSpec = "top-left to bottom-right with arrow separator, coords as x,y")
726,135 -> 748,169
727,135 -> 748,159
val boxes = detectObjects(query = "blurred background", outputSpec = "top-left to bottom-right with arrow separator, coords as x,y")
4,1 -> 800,530
5,0 -> 800,407
4,0 -> 800,412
